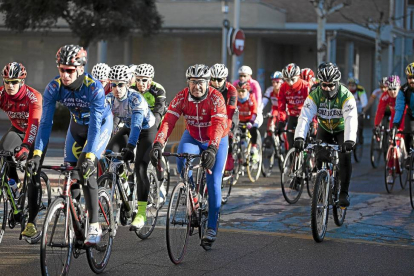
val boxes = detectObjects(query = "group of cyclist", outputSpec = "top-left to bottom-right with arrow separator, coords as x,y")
2,42 -> 414,251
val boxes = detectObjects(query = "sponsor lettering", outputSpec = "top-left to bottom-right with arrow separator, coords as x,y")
27,124 -> 37,144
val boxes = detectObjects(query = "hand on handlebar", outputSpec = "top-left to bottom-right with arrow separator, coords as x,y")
150,142 -> 163,167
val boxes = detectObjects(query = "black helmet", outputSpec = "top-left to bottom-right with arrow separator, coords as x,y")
56,45 -> 87,66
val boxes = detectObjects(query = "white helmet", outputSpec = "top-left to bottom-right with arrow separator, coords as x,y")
282,63 -> 301,79
186,64 -> 210,79
210,64 -> 228,79
135,63 -> 155,78
108,65 -> 131,82
91,63 -> 110,81
238,65 -> 252,75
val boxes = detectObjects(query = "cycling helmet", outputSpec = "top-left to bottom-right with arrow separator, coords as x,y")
301,68 -> 315,82
282,63 -> 300,79
270,71 -> 283,80
135,63 -> 154,78
108,65 -> 131,82
186,64 -> 210,79
378,77 -> 388,87
2,62 -> 27,79
237,81 -> 251,91
406,62 -> 414,76
347,77 -> 358,85
387,75 -> 401,89
210,64 -> 229,78
238,65 -> 253,75
317,62 -> 341,83
91,63 -> 110,81
56,45 -> 87,66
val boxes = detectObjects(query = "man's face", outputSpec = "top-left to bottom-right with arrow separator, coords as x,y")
188,78 -> 208,98
388,86 -> 400,98
136,76 -> 151,92
58,64 -> 83,86
210,77 -> 226,89
3,79 -> 22,95
271,79 -> 283,90
239,74 -> 251,82
284,76 -> 299,86
408,75 -> 414,88
348,83 -> 357,91
111,81 -> 128,99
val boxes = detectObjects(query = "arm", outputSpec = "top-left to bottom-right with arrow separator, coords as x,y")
251,80 -> 262,108
226,85 -> 237,122
374,95 -> 387,127
23,87 -> 42,146
342,96 -> 358,142
393,90 -> 405,127
262,87 -> 272,111
208,91 -> 228,149
294,96 -> 318,140
151,83 -> 167,126
127,94 -> 145,147
277,86 -> 287,122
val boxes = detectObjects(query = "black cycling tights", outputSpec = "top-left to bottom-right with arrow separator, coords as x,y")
287,116 -> 299,150
316,127 -> 352,193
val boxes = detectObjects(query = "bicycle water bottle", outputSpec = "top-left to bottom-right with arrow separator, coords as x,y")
7,179 -> 19,199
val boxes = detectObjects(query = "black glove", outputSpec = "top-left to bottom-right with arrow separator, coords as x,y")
27,155 -> 41,175
201,145 -> 218,170
150,142 -> 163,167
276,121 -> 286,135
342,140 -> 355,153
121,144 -> 135,162
294,138 -> 305,153
372,126 -> 380,136
81,158 -> 96,180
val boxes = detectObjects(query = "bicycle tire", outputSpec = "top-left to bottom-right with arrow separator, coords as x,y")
409,155 -> 414,209
166,182 -> 190,264
281,148 -> 304,204
137,171 -> 160,240
98,173 -> 121,235
221,173 -> 232,205
261,136 -> 275,177
40,197 -> 73,276
384,147 -> 396,194
232,143 -> 242,186
353,142 -> 363,163
0,187 -> 8,244
311,170 -> 330,242
162,157 -> 171,197
332,177 -> 347,226
247,142 -> 262,182
370,135 -> 382,168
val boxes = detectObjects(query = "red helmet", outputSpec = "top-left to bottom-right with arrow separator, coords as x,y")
301,68 -> 315,82
237,81 -> 251,91
56,45 -> 87,66
2,62 -> 27,79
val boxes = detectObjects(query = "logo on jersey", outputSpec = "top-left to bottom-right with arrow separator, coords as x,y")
72,142 -> 83,159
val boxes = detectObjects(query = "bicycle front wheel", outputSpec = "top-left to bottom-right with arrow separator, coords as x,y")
311,171 -> 330,242
370,134 -> 382,168
98,173 -> 120,236
40,197 -> 74,276
353,136 -> 363,163
384,147 -> 396,194
0,187 -> 8,244
221,173 -> 232,205
166,182 -> 190,265
261,136 -> 275,177
409,155 -> 414,209
332,177 -> 347,226
137,171 -> 159,240
281,149 -> 304,204
247,142 -> 262,182
86,188 -> 114,274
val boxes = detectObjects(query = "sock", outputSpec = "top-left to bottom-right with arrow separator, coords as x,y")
137,201 -> 147,220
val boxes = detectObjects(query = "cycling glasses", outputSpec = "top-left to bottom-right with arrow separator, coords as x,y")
189,79 -> 207,86
136,78 -> 149,83
211,78 -> 224,82
237,89 -> 248,93
111,82 -> 126,88
388,87 -> 399,91
239,75 -> 248,78
321,82 -> 336,88
58,67 -> 77,74
4,79 -> 22,85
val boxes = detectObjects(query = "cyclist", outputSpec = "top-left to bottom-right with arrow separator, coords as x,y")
105,65 -> 156,231
348,77 -> 367,143
150,64 -> 228,246
363,77 -> 389,114
0,62 -> 45,238
262,71 -> 283,138
294,62 -> 358,207
301,68 -> 316,87
277,63 -> 310,150
128,64 -> 137,88
29,45 -> 113,245
209,63 -> 237,172
91,63 -> 111,95
237,81 -> 260,162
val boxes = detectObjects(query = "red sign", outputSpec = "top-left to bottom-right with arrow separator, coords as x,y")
232,29 -> 245,56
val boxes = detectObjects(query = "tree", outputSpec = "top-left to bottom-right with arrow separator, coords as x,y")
0,0 -> 163,48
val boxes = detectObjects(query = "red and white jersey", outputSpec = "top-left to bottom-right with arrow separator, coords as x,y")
0,84 -> 42,146
237,93 -> 257,122
154,87 -> 228,148
263,86 -> 278,112
374,92 -> 405,130
278,79 -> 310,121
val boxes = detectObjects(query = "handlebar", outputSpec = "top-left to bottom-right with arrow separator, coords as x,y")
104,149 -> 132,173
41,164 -> 80,172
306,141 -> 341,152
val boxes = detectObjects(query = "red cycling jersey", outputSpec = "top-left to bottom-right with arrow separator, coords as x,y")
375,92 -> 406,130
155,87 -> 228,148
0,84 -> 42,146
277,79 -> 310,122
221,82 -> 238,132
237,93 -> 257,122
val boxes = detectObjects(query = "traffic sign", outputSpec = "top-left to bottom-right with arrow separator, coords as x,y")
232,29 -> 245,56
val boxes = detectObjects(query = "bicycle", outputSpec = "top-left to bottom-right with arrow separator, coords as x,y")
370,120 -> 389,169
404,135 -> 414,209
384,130 -> 407,193
261,113 -> 287,177
309,141 -> 347,242
162,152 -> 211,264
0,150 -> 51,244
40,164 -> 113,275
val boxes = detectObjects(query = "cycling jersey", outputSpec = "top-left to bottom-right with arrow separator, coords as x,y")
278,79 -> 310,122
350,85 -> 368,113
106,89 -> 155,146
0,84 -> 42,146
262,86 -> 278,111
220,82 -> 237,131
233,78 -> 262,108
375,92 -> 405,130
295,84 -> 358,142
237,93 -> 257,122
394,83 -> 414,125
155,87 -> 228,148
34,73 -> 111,157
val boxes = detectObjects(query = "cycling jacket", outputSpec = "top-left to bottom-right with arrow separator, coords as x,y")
106,89 -> 155,146
217,82 -> 237,132
154,87 -> 228,149
394,83 -> 414,126
237,93 -> 257,122
34,74 -> 111,157
375,92 -> 405,130
278,79 -> 310,122
0,84 -> 42,146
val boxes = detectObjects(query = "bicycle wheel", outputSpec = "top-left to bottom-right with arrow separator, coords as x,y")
166,182 -> 190,265
332,177 -> 347,226
137,171 -> 160,240
98,173 -> 120,236
370,134 -> 382,168
311,170 -> 330,242
261,136 -> 275,177
221,173 -> 232,205
409,155 -> 414,209
232,143 -> 242,186
247,142 -> 262,182
0,187 -> 8,244
162,157 -> 171,197
281,149 -> 304,204
353,137 -> 363,163
86,188 -> 114,274
384,147 -> 396,194
40,197 -> 74,276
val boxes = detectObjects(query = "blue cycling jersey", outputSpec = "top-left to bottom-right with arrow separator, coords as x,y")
106,89 -> 155,146
394,83 -> 414,125
35,73 -> 111,155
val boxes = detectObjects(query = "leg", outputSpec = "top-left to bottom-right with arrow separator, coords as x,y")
286,116 -> 298,150
335,132 -> 352,207
176,130 -> 201,185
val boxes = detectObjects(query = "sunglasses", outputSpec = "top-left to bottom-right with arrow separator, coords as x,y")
388,88 -> 398,91
136,78 -> 149,83
321,82 -> 336,88
211,78 -> 224,82
189,79 -> 207,86
4,79 -> 22,85
58,67 -> 77,74
111,82 -> 126,88
239,75 -> 247,78
272,80 -> 283,84
284,77 -> 299,82
237,89 -> 248,93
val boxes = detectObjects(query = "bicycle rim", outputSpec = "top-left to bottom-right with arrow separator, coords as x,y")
247,143 -> 262,182
232,149 -> 242,186
166,182 -> 190,264
221,174 -> 232,205
40,197 -> 73,276
261,137 -> 275,177
370,136 -> 382,168
0,188 -> 8,244
409,156 -> 414,209
332,178 -> 347,226
354,139 -> 363,163
137,171 -> 159,239
281,149 -> 303,204
311,171 -> 330,242
86,188 -> 114,274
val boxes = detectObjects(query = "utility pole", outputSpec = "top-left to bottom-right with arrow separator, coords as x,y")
222,0 -> 229,67
231,0 -> 241,81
